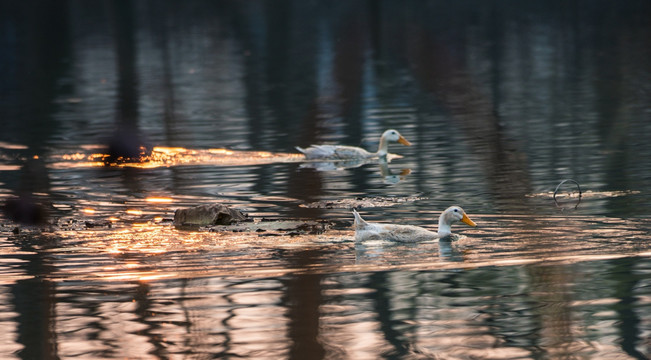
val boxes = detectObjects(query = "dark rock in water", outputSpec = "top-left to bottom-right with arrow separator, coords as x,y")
2,196 -> 48,225
174,204 -> 247,226
85,220 -> 112,228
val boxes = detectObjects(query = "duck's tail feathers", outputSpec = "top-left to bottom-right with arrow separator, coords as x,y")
352,208 -> 368,229
295,146 -> 306,154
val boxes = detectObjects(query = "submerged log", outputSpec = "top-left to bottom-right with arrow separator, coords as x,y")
174,204 -> 247,226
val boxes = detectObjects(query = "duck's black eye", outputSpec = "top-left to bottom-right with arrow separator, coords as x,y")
453,209 -> 458,212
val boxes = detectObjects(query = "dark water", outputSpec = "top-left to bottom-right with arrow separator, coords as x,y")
1,1 -> 651,359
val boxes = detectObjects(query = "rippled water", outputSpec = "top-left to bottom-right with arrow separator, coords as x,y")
2,1 -> 651,359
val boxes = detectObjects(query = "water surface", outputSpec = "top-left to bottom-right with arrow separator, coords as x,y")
1,1 -> 651,359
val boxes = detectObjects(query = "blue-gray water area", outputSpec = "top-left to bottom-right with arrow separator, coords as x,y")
1,1 -> 651,359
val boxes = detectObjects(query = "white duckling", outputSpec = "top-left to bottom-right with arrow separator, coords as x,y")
352,206 -> 477,242
296,129 -> 411,160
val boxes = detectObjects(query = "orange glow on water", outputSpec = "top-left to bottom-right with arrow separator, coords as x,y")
82,208 -> 96,214
132,222 -> 152,228
51,145 -> 304,169
145,197 -> 173,203
62,153 -> 87,161
0,165 -> 22,171
0,141 -> 28,150
152,146 -> 189,155
208,148 -> 234,155
98,271 -> 176,282
126,209 -> 143,216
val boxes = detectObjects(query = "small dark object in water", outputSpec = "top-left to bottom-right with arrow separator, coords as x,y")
301,195 -> 426,209
293,221 -> 329,235
257,233 -> 281,237
174,204 -> 247,227
2,196 -> 48,225
104,127 -> 149,164
553,179 -> 582,210
85,220 -> 112,228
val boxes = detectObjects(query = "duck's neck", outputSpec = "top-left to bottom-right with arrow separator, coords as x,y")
437,213 -> 452,237
376,135 -> 389,157
437,224 -> 452,237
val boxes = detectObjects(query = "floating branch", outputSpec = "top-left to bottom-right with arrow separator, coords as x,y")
553,179 -> 582,210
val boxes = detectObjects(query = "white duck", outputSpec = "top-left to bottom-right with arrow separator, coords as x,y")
352,206 -> 477,242
296,129 -> 411,160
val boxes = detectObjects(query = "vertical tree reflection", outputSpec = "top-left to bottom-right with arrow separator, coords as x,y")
401,2 -> 533,209
4,0 -> 70,358
132,281 -> 169,359
609,258 -> 646,359
106,0 -> 145,161
10,233 -> 60,360
281,249 -> 326,359
368,272 -> 411,358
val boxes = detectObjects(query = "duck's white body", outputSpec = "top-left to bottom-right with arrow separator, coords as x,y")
352,206 -> 477,242
296,129 -> 411,160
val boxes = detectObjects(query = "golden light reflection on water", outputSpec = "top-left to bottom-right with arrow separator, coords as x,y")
4,213 -> 640,285
51,146 -> 305,169
0,165 -> 22,171
100,225 -> 178,256
145,197 -> 174,203
3,210 -> 649,285
61,153 -> 87,161
2,215 -> 651,359
0,141 -> 29,150
98,270 -> 178,282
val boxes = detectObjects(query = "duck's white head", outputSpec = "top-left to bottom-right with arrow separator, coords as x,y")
381,129 -> 411,146
437,206 -> 477,237
377,129 -> 411,156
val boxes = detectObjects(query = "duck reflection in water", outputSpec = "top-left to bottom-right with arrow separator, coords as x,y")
377,158 -> 411,185
354,236 -> 465,264
299,155 -> 411,184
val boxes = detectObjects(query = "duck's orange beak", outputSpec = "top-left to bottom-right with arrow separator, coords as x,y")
398,136 -> 412,146
461,213 -> 477,227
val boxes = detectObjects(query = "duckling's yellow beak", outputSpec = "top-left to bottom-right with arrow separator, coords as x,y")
398,136 -> 412,146
461,213 -> 477,227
